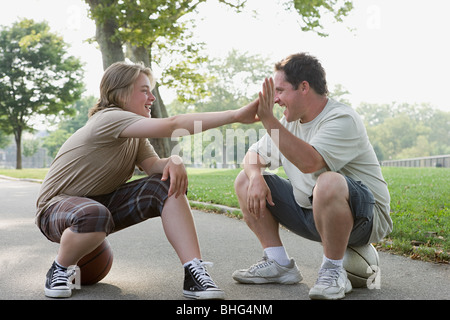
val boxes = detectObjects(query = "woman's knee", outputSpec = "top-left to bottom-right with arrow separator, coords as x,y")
143,174 -> 171,191
71,203 -> 115,235
40,198 -> 114,243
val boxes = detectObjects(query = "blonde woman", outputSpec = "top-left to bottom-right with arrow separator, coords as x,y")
36,61 -> 259,299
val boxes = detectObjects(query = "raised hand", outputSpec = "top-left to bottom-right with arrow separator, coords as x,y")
257,77 -> 275,121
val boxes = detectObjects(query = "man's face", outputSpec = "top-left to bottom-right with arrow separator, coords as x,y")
273,71 -> 305,122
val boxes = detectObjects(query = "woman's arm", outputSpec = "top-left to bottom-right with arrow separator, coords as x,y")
139,155 -> 188,198
120,99 -> 259,139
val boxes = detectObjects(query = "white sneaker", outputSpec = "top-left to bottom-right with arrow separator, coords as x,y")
309,261 -> 352,300
232,255 -> 302,284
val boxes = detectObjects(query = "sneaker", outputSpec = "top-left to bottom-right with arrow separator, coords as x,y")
44,261 -> 75,298
183,258 -> 225,300
309,261 -> 352,300
232,255 -> 302,284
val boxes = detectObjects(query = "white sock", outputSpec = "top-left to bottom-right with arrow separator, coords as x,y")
183,258 -> 200,268
54,258 -> 67,269
264,246 -> 290,266
322,255 -> 343,268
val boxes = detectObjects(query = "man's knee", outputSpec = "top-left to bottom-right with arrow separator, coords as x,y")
313,172 -> 348,203
234,170 -> 249,195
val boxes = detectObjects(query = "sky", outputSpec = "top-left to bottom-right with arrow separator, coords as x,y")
1,0 -> 450,113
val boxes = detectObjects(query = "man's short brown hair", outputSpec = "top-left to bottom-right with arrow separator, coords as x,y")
275,53 -> 328,96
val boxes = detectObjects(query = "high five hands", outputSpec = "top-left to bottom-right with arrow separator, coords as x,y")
257,77 -> 275,121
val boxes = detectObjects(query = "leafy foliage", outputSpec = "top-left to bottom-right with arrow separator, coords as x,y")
0,19 -> 84,168
41,96 -> 95,158
357,102 -> 450,160
86,0 -> 355,102
286,0 -> 353,36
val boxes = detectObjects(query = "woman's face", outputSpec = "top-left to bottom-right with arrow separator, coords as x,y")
124,73 -> 156,118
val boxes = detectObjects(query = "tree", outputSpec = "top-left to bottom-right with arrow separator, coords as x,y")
357,102 -> 450,160
83,0 -> 354,157
288,0 -> 353,37
58,95 -> 94,133
0,130 -> 11,150
42,95 -> 96,157
0,19 -> 84,169
42,129 -> 73,159
168,50 -> 296,167
84,0 -> 219,157
171,49 -> 274,113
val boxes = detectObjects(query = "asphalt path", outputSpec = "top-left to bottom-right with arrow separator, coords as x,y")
1,177 -> 449,302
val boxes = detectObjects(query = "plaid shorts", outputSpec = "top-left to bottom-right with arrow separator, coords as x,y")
38,174 -> 170,243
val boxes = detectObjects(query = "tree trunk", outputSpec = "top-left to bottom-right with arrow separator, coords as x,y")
14,127 -> 22,169
86,4 -> 174,158
129,45 -> 174,158
149,84 -> 174,158
86,0 -> 125,70
130,45 -> 150,67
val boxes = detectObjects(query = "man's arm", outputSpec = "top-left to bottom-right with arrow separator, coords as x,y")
242,151 -> 275,219
258,78 -> 326,173
259,116 -> 326,173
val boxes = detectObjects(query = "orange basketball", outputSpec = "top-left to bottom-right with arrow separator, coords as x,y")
77,239 -> 113,285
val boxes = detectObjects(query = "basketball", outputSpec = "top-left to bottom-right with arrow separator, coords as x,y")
77,239 -> 114,285
343,244 -> 380,288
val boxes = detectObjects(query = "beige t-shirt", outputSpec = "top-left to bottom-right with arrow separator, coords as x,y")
35,108 -> 158,227
249,98 -> 392,243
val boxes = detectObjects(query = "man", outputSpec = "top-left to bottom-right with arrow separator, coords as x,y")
233,53 -> 391,300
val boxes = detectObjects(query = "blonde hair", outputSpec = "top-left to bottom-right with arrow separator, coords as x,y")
89,61 -> 155,117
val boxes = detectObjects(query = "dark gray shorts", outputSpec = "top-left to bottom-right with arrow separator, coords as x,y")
263,173 -> 374,246
38,174 -> 170,243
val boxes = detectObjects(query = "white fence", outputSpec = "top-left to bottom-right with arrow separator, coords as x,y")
381,155 -> 450,168
0,145 -> 53,169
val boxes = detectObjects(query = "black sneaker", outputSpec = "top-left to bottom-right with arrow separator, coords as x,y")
44,261 -> 74,298
183,258 -> 225,299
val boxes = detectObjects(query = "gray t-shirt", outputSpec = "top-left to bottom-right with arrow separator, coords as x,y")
249,98 -> 392,243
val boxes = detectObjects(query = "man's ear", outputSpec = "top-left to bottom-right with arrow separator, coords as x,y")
299,80 -> 310,94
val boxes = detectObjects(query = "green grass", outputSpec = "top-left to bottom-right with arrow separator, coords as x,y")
187,167 -> 450,263
1,166 -> 448,263
186,168 -> 246,208
186,167 -> 288,207
379,167 -> 449,262
0,168 -> 49,180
